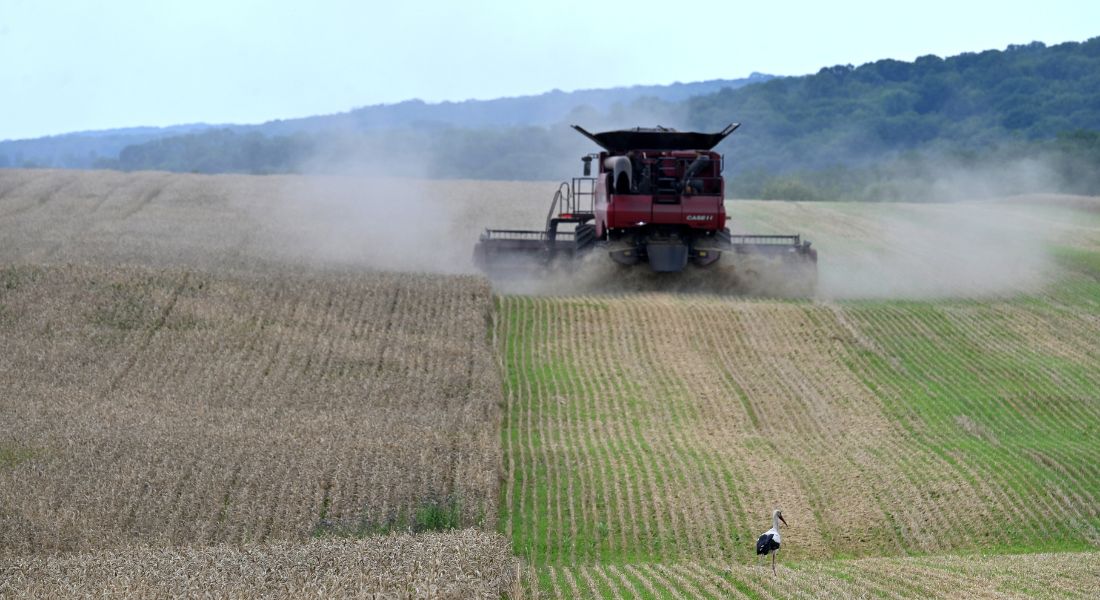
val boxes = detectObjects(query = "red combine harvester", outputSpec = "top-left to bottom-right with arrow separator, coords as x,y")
474,124 -> 817,288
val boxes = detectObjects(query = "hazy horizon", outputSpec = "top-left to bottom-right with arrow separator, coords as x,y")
2,0 -> 1097,141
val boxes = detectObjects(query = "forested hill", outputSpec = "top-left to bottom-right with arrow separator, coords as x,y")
6,38 -> 1100,199
690,38 -> 1100,173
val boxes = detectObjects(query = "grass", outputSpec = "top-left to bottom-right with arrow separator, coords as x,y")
0,265 -> 39,292
0,444 -> 35,468
841,293 -> 1100,553
1054,245 -> 1100,280
314,495 -> 466,537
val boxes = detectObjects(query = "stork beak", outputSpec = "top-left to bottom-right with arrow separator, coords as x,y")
779,515 -> 788,527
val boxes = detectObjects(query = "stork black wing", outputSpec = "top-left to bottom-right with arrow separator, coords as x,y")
756,533 -> 780,555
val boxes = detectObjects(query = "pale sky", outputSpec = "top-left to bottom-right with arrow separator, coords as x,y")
1,0 -> 1096,140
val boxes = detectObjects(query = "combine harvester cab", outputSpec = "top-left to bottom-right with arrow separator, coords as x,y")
474,123 -> 818,290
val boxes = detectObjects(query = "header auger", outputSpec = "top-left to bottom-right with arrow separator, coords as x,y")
474,123 -> 818,293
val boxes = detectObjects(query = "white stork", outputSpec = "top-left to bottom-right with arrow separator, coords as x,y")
755,509 -> 787,575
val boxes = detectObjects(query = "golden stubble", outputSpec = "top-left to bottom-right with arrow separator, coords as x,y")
0,264 -> 503,557
0,529 -> 518,599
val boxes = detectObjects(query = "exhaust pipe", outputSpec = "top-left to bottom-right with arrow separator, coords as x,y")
604,156 -> 632,194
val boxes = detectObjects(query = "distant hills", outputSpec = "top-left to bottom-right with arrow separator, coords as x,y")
0,124 -> 216,170
253,74 -> 776,134
4,37 -> 1100,200
0,74 -> 773,169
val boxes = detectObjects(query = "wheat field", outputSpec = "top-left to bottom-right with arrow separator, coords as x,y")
0,168 -> 546,274
0,262 -> 503,553
0,529 -> 516,599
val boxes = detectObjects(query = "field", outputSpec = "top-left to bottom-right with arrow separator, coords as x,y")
495,194 -> 1100,596
497,288 -> 1100,596
1,530 -> 515,598
2,169 -> 1100,597
0,169 -> 546,274
0,264 -> 503,554
509,552 -> 1098,598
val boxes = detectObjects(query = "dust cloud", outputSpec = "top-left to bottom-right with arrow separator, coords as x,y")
814,200 -> 1058,300
804,154 -> 1081,299
247,138 -> 1079,300
264,176 -> 472,274
490,248 -> 815,297
490,195 -> 1068,301
253,134 -> 554,275
255,177 -> 1069,300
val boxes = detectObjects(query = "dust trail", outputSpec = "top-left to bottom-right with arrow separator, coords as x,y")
248,171 -> 551,275
243,139 -> 1081,299
489,247 -> 811,297
250,128 -> 564,275
488,198 -> 1075,300
813,201 -> 1059,300
259,181 -> 1067,299
265,176 -> 469,274
482,154 -> 1078,299
768,152 -> 1092,299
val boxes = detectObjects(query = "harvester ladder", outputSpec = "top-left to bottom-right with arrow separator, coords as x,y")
570,177 -> 596,214
544,178 -> 596,231
545,182 -> 572,231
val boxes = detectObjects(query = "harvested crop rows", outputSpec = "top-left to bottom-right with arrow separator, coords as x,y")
834,290 -> 1100,549
527,551 -> 1100,599
5,169 -> 1100,597
0,529 -> 517,599
497,271 -> 1100,595
0,169 -> 549,274
0,263 -> 502,556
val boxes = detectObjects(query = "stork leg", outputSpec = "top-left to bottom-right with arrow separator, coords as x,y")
771,550 -> 776,576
